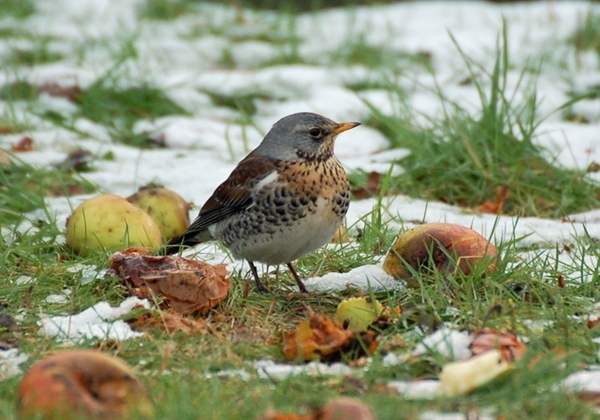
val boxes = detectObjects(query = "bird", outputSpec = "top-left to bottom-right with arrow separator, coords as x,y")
164,112 -> 360,293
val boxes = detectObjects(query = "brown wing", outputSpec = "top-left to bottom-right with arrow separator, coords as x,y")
165,153 -> 278,252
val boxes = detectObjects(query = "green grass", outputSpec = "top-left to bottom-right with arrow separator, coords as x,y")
332,36 -> 433,72
361,29 -> 600,218
75,81 -> 188,147
0,153 -> 98,225
0,0 -> 34,19
570,11 -> 600,59
139,0 -> 199,20
3,41 -> 63,67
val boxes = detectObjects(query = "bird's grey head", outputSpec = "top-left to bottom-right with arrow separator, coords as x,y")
255,112 -> 360,162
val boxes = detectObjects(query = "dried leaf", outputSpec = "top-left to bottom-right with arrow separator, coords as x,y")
470,329 -> 526,363
108,249 -> 230,315
351,171 -> 381,199
330,225 -> 349,243
282,312 -> 378,362
476,184 -> 510,214
0,151 -> 12,165
129,311 -> 208,334
11,136 -> 34,152
587,319 -> 600,330
37,83 -> 82,101
53,149 -> 93,171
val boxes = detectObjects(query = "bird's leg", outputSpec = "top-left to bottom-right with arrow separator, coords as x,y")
248,261 -> 268,294
286,263 -> 308,293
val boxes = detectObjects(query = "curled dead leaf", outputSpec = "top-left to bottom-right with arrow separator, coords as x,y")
108,249 -> 230,315
11,136 -> 34,152
470,329 -> 526,363
351,171 -> 381,199
128,310 -> 208,334
476,184 -> 510,214
282,312 -> 378,362
258,398 -> 375,420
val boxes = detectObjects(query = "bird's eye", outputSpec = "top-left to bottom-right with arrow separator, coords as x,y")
309,128 -> 322,137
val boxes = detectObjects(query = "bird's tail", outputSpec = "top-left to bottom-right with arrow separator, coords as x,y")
163,228 -> 213,255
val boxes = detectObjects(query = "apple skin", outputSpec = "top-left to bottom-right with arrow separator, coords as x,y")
336,297 -> 383,331
319,398 -> 376,420
127,187 -> 190,241
383,223 -> 497,285
17,350 -> 153,419
65,194 -> 163,256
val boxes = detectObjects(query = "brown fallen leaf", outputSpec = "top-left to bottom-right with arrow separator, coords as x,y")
53,149 -> 93,171
129,310 -> 208,334
351,171 -> 381,199
37,83 -> 82,101
587,318 -> 600,330
469,329 -> 526,363
282,311 -> 378,362
330,225 -> 349,243
0,151 -> 12,165
258,398 -> 375,420
11,136 -> 34,152
108,249 -> 230,315
476,184 -> 510,214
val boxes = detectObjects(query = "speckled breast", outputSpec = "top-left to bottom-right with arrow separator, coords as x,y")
213,157 -> 350,265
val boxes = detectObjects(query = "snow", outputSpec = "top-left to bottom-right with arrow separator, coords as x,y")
0,349 -> 28,381
38,296 -> 149,343
413,328 -> 473,361
255,359 -> 356,380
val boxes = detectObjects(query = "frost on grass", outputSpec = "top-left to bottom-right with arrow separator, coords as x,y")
39,296 -> 149,343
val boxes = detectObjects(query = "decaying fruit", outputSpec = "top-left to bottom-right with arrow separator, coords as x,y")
65,194 -> 162,256
17,350 -> 153,419
126,187 -> 190,241
318,398 -> 376,420
439,349 -> 513,397
383,223 -> 497,285
336,296 -> 383,331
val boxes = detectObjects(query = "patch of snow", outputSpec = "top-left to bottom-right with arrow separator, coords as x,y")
254,359 -> 356,380
0,349 -> 28,380
39,296 -> 149,343
413,328 -> 472,361
303,264 -> 401,293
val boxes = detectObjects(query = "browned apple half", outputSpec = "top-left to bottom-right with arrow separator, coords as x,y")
17,350 -> 153,419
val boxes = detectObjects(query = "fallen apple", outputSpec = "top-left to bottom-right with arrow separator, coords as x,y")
17,350 -> 153,419
319,398 -> 376,420
383,223 -> 497,285
127,186 -> 190,241
65,194 -> 162,256
336,296 -> 383,331
439,349 -> 513,397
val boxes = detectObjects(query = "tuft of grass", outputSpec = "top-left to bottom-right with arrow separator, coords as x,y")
139,0 -> 197,20
75,81 -> 188,147
332,36 -> 433,73
0,0 -> 34,19
0,153 -> 97,224
3,41 -> 63,67
364,27 -> 600,218
0,80 -> 38,102
570,11 -> 600,58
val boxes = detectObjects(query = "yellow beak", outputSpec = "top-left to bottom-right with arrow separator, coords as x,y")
333,121 -> 361,135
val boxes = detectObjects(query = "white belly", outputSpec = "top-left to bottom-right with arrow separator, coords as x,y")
225,197 -> 342,265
